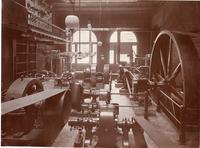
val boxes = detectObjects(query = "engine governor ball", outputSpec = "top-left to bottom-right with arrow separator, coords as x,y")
65,15 -> 79,29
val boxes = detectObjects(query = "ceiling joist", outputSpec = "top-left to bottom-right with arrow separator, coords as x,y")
48,1 -> 165,13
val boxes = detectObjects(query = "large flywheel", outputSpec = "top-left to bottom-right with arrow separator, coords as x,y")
149,30 -> 199,129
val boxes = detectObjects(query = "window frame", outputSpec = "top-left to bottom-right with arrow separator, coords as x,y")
72,31 -> 98,64
109,31 -> 138,64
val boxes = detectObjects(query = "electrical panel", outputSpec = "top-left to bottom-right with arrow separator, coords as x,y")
26,0 -> 52,32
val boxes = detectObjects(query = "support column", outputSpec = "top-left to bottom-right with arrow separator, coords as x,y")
96,31 -> 110,72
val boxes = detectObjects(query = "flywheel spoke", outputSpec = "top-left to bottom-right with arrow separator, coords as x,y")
167,38 -> 172,75
155,72 -> 165,81
159,49 -> 167,77
169,63 -> 181,81
159,89 -> 182,107
167,85 -> 184,103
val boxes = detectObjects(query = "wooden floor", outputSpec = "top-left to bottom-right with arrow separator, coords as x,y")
42,80 -> 199,148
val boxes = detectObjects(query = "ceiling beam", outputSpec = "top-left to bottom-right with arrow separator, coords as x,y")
51,0 -> 147,3
51,1 -> 164,13
53,7 -> 155,12
53,10 -> 153,15
80,27 -> 157,32
52,2 -> 163,12
52,2 -> 162,8
52,11 -> 153,15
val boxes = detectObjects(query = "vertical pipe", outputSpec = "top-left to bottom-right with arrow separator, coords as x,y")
26,40 -> 29,75
149,31 -> 153,53
117,31 -> 120,64
65,29 -> 72,72
179,106 -> 185,144
50,55 -> 53,72
109,72 -> 112,92
78,0 -> 81,64
61,58 -> 63,73
144,91 -> 149,119
75,44 -> 77,64
89,27 -> 92,64
13,40 -> 17,80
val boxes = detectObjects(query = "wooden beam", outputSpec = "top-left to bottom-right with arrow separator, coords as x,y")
80,27 -> 156,32
53,10 -> 152,15
72,0 -> 138,2
52,1 -> 164,8
52,2 -> 160,7
172,30 -> 200,37
53,4 -> 155,11
51,0 -> 163,4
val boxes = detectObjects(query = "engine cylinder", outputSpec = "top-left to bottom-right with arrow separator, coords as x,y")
70,82 -> 83,111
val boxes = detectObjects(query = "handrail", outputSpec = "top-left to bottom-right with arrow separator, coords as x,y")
160,102 -> 181,125
125,77 -> 132,94
159,89 -> 183,108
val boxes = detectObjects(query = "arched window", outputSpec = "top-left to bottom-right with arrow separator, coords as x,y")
120,31 -> 137,43
109,31 -> 137,64
72,31 -> 97,63
110,31 -> 118,43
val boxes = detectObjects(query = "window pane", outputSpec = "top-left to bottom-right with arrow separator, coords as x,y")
109,50 -> 114,64
110,31 -> 117,43
81,44 -> 89,52
92,44 -> 97,64
73,31 -> 97,43
120,54 -> 129,63
120,31 -> 137,42
109,31 -> 137,65
77,44 -> 89,63
72,31 -> 98,64
72,44 -> 75,63
77,57 -> 89,63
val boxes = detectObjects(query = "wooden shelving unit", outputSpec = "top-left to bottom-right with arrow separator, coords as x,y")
13,40 -> 37,78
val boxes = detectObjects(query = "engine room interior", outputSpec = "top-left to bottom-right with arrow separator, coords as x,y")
1,0 -> 200,147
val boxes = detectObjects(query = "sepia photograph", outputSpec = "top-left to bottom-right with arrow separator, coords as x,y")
1,0 -> 200,147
